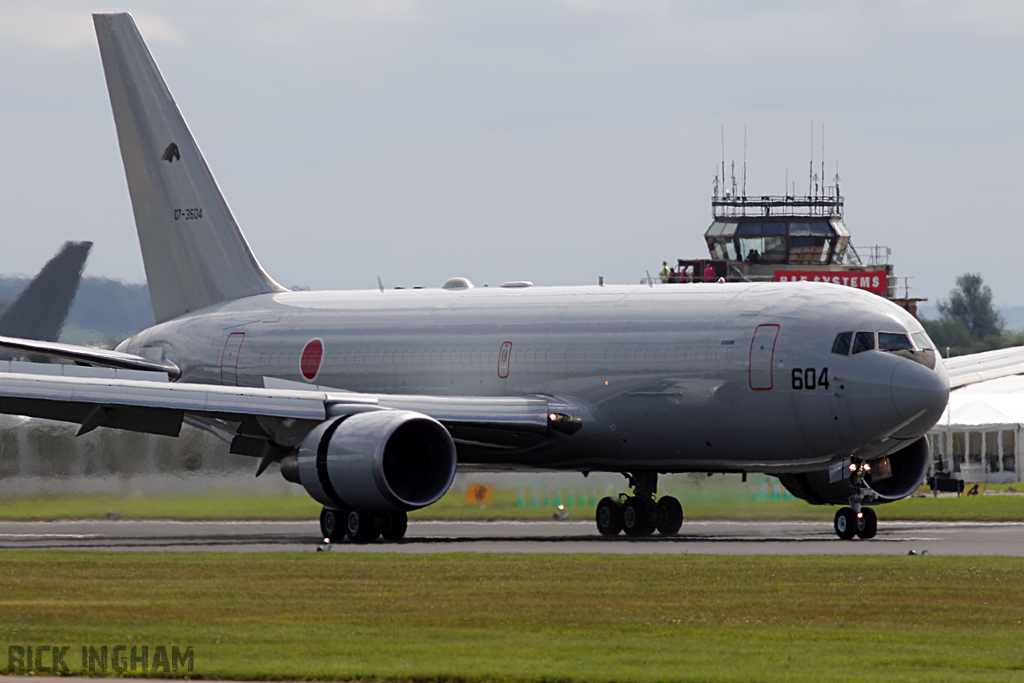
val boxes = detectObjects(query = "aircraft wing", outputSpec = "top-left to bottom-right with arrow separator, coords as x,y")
944,345 -> 1024,389
0,361 -> 560,452
0,335 -> 180,378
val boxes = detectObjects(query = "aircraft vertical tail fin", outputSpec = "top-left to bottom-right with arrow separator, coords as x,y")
0,241 -> 92,342
93,13 -> 285,324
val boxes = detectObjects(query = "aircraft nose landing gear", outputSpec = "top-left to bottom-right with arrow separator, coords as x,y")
833,460 -> 878,540
833,506 -> 877,539
595,472 -> 683,537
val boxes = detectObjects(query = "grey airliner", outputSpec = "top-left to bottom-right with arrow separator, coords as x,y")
3,13 -> 1010,543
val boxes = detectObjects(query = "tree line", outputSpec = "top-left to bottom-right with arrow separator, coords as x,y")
920,273 -> 1024,358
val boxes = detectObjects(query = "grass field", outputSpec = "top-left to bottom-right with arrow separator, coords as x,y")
0,552 -> 1021,682
0,486 -> 1021,522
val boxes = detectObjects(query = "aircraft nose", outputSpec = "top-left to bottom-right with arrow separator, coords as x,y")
891,360 -> 949,425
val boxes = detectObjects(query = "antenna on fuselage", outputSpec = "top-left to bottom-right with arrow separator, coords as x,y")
377,276 -> 384,293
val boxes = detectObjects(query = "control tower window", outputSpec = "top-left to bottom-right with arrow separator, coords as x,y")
761,236 -> 786,263
833,239 -> 862,266
737,222 -> 786,264
832,332 -> 852,355
879,332 -> 913,351
707,221 -> 737,237
790,236 -> 833,264
706,237 -> 738,261
852,331 -> 875,354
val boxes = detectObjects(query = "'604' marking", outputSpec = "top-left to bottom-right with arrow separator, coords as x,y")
792,367 -> 829,390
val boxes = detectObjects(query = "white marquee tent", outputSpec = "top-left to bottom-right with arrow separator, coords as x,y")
928,375 -> 1024,483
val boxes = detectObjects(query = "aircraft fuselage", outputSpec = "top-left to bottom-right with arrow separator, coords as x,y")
118,281 -> 949,474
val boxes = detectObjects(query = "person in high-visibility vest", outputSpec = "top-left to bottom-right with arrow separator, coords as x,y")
660,261 -> 670,284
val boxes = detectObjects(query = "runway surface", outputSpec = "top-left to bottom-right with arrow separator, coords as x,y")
0,518 -> 1021,555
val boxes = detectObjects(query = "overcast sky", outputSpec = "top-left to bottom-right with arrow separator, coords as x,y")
2,1 -> 1023,306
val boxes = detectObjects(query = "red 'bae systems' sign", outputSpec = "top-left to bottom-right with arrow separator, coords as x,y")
774,270 -> 888,295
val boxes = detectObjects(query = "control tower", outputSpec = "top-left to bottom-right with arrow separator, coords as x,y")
664,175 -> 923,316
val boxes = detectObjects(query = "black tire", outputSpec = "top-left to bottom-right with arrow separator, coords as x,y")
856,507 -> 877,539
596,497 -> 623,536
622,497 -> 656,537
381,511 -> 409,542
320,507 -> 344,541
656,496 -> 684,535
346,510 -> 383,543
834,507 -> 857,540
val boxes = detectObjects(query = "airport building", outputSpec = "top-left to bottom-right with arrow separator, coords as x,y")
659,175 -> 924,316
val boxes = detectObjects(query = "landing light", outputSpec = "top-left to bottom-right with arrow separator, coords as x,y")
548,413 -> 571,423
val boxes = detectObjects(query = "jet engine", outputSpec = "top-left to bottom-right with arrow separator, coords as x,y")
777,437 -> 931,505
289,410 -> 457,513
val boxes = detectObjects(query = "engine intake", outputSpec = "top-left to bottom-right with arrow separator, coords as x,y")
296,410 -> 457,513
778,437 -> 930,506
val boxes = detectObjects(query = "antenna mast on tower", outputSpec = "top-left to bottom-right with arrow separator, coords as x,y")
809,122 -> 814,197
742,124 -> 747,196
721,126 -> 726,195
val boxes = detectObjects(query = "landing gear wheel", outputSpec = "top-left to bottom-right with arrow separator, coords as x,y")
596,497 -> 623,536
346,510 -> 383,543
655,496 -> 683,535
622,497 -> 656,537
856,507 -> 877,539
381,511 -> 409,542
834,507 -> 857,540
320,507 -> 344,541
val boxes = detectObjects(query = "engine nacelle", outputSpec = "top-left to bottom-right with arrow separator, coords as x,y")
778,437 -> 931,506
295,410 -> 457,513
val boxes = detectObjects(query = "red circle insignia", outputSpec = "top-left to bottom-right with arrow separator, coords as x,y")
300,339 -> 323,381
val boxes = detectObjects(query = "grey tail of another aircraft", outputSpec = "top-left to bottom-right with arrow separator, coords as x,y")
93,13 -> 286,325
0,241 -> 92,342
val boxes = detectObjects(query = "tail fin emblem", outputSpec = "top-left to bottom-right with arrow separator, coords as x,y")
161,142 -> 180,163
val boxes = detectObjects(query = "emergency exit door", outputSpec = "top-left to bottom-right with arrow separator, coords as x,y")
749,324 -> 779,390
221,332 -> 245,386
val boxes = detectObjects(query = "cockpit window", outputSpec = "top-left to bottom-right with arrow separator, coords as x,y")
852,331 -> 875,354
911,331 -> 934,350
879,332 -> 913,351
832,332 -> 852,355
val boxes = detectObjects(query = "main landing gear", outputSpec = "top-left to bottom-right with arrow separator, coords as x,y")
833,459 -> 878,540
320,507 -> 408,543
596,472 -> 683,537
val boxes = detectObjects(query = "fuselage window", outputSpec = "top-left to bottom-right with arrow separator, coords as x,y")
852,331 -> 875,354
832,332 -> 852,355
879,332 -> 913,351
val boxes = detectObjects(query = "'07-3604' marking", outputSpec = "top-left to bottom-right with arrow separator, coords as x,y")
173,208 -> 203,220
